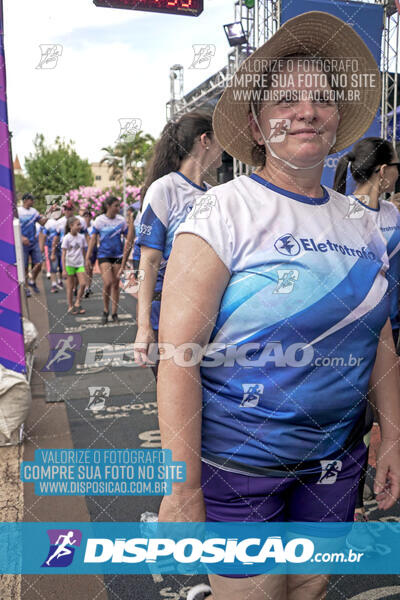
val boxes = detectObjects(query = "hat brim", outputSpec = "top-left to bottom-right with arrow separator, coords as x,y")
213,11 -> 381,165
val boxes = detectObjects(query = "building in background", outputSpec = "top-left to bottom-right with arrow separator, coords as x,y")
13,155 -> 22,176
90,162 -> 115,190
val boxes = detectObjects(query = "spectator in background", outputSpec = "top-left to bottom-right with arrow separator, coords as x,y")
42,205 -> 63,293
333,137 -> 400,526
85,197 -> 128,324
132,111 -> 222,377
333,137 -> 400,345
17,193 -> 47,297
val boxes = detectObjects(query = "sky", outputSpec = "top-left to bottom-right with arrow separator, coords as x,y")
5,0 -> 234,167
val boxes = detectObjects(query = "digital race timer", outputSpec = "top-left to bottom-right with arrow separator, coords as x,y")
93,0 -> 203,17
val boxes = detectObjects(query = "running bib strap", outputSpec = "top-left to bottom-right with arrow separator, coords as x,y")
176,174 -> 389,471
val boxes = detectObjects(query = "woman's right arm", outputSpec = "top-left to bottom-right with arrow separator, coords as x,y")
85,233 -> 97,269
119,213 -> 134,275
133,246 -> 162,365
157,233 -> 230,522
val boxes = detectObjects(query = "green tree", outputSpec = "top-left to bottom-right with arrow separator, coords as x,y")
101,130 -> 155,187
14,172 -> 31,203
25,134 -> 94,213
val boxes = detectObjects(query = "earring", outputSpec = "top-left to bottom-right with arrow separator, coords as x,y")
206,147 -> 209,150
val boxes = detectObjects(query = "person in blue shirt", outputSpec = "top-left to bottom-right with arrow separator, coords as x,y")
333,137 -> 400,527
86,196 -> 128,324
41,205 -> 63,293
132,111 -> 222,376
17,193 -> 47,296
157,12 -> 400,600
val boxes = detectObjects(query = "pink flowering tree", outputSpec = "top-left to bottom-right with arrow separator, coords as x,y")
66,185 -> 141,218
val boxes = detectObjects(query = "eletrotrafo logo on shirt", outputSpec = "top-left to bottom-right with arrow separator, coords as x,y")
274,234 -> 377,261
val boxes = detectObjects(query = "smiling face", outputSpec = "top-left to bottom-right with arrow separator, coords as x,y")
70,219 -> 81,235
250,59 -> 340,169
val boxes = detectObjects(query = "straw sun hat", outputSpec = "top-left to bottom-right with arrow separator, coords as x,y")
213,11 -> 381,165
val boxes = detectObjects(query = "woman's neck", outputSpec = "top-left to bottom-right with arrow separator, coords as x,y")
178,158 -> 205,188
353,182 -> 380,210
257,160 -> 325,198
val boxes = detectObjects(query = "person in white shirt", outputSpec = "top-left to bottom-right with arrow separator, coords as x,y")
132,111 -> 222,376
61,217 -> 87,314
157,12 -> 400,600
333,137 -> 400,527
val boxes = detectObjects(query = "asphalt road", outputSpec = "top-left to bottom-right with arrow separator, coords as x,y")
31,273 -> 400,600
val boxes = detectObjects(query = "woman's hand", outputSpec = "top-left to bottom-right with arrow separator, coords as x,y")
158,487 -> 206,522
133,326 -> 156,366
62,269 -> 67,279
374,437 -> 400,510
85,259 -> 91,272
22,236 -> 30,247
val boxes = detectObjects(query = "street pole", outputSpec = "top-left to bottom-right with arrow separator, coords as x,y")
122,155 -> 127,220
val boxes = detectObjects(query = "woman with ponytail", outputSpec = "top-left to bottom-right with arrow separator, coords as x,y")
334,137 -> 400,526
132,111 -> 222,376
333,137 -> 400,342
86,196 -> 128,324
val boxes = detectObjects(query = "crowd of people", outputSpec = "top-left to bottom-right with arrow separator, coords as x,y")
17,10 -> 400,600
18,194 -> 134,318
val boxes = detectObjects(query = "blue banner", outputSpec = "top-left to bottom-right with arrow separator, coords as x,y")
2,522 -> 400,575
281,0 -> 384,189
20,449 -> 186,496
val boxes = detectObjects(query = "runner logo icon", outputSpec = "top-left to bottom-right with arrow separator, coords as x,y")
240,384 -> 264,408
317,460 -> 343,485
42,334 -> 82,372
42,529 -> 82,567
273,269 -> 299,294
86,386 -> 110,411
274,234 -> 300,256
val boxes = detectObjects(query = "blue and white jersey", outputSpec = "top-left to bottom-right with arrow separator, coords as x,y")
18,206 -> 41,244
137,171 -> 209,328
132,211 -> 141,262
42,218 -> 59,251
91,214 -> 128,259
350,196 -> 400,331
176,174 -> 390,475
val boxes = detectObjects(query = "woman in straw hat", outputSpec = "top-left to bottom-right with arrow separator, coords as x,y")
157,12 -> 400,600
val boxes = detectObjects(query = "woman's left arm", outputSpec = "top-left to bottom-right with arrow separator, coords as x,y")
369,318 -> 400,509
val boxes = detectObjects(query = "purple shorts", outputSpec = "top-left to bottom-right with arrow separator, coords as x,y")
201,442 -> 367,578
202,441 -> 367,523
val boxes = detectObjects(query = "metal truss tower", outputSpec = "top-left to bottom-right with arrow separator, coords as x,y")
166,0 -> 400,176
380,0 -> 400,145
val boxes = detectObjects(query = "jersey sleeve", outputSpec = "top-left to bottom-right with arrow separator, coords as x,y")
61,235 -> 69,250
386,206 -> 400,329
175,190 -> 234,272
91,217 -> 101,235
138,179 -> 169,251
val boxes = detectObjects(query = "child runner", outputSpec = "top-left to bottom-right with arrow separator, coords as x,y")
61,216 -> 87,314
